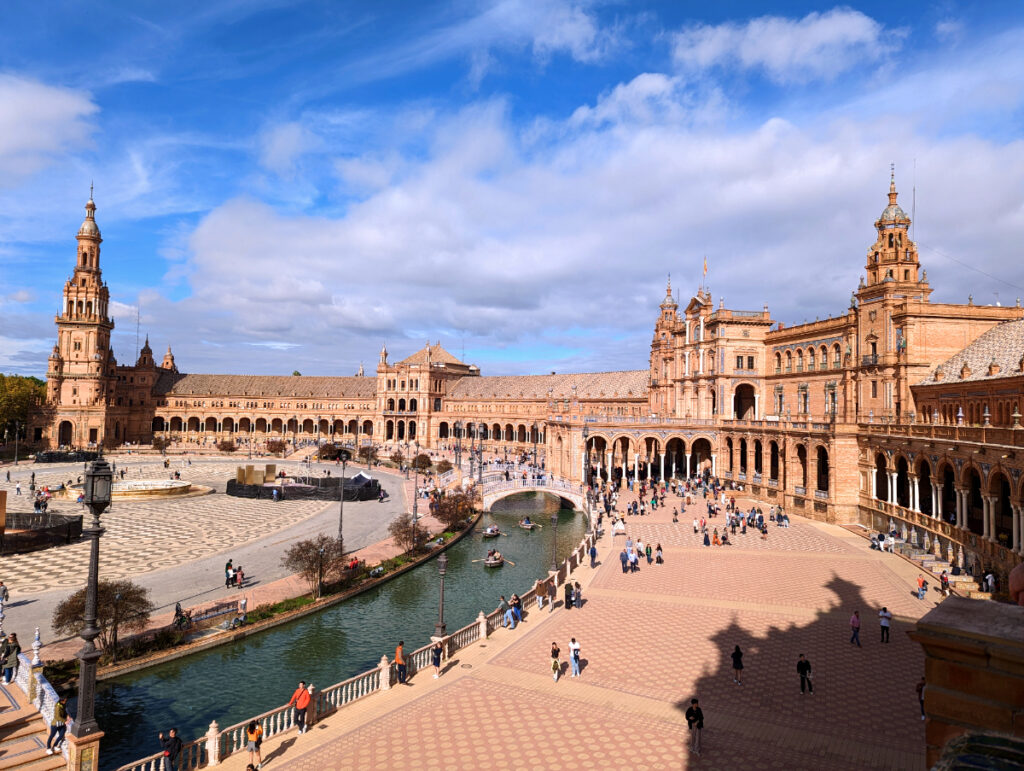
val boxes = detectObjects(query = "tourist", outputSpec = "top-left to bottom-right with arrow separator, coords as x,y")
619,549 -> 629,573
917,574 -> 926,600
712,529 -> 721,546
645,543 -> 653,565
940,570 -> 950,597
916,675 -> 926,720
511,593 -> 522,623
0,582 -> 9,603
703,530 -> 710,547
431,639 -> 443,679
574,581 -> 582,609
589,543 -> 597,568
692,517 -> 699,534
547,579 -> 557,612
850,610 -> 862,647
550,641 -> 561,682
15,482 -> 20,496
564,581 -> 574,610
44,694 -> 70,755
235,566 -> 245,588
285,680 -> 312,732
685,698 -> 704,756
224,560 -> 233,589
1,633 -> 19,683
158,728 -> 182,771
797,654 -> 813,694
245,720 -> 263,768
655,543 -> 663,564
879,606 -> 892,643
503,604 -> 516,629
568,637 -> 581,678
731,645 -> 743,684
629,547 -> 639,572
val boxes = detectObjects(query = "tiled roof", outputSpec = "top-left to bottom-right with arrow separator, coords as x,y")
917,319 -> 1024,385
448,371 -> 649,400
397,343 -> 465,366
154,372 -> 377,398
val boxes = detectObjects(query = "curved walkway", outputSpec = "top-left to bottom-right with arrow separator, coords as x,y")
0,457 -> 411,650
214,485 -> 936,770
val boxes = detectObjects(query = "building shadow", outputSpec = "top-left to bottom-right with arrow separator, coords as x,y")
672,573 -> 927,769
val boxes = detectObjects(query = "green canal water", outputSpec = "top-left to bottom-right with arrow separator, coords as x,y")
97,493 -> 585,770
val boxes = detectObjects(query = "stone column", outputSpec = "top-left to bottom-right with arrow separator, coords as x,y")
955,489 -> 966,530
685,453 -> 691,479
606,450 -> 612,485
873,468 -> 880,500
981,496 -> 990,539
711,453 -> 717,477
889,472 -> 898,504
659,452 -> 665,482
754,392 -> 760,419
647,459 -> 652,482
933,483 -> 941,519
911,476 -> 920,512
633,452 -> 639,485
1011,503 -> 1020,553
699,347 -> 704,374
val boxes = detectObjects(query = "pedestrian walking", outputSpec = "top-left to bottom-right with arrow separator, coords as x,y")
431,639 -> 443,679
569,637 -> 581,678
645,543 -> 653,565
550,641 -> 561,682
285,681 -> 312,732
245,720 -> 263,768
394,641 -> 407,684
44,695 -> 70,756
547,579 -> 557,612
685,698 -> 704,756
15,482 -> 21,496
917,574 -> 927,600
158,728 -> 183,771
731,645 -> 743,684
589,543 -> 597,568
564,580 -> 573,611
916,675 -> 926,720
850,610 -> 862,647
655,543 -> 663,564
573,581 -> 582,609
0,582 -> 9,603
2,633 -> 19,683
619,549 -> 628,573
879,607 -> 892,643
940,570 -> 950,597
797,654 -> 814,694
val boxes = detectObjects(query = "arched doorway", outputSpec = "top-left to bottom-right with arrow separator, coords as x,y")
875,454 -> 888,500
816,446 -> 829,492
690,438 -> 712,479
796,445 -> 807,489
733,384 -> 756,419
739,438 -> 748,474
753,440 -> 763,475
152,417 -> 165,433
386,420 -> 394,441
939,463 -> 956,521
964,467 -> 983,535
769,441 -> 780,481
726,438 -> 734,473
917,459 -> 933,516
990,471 -> 1012,544
895,456 -> 910,508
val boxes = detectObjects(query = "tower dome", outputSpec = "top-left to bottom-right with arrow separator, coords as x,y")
78,186 -> 101,239
877,173 -> 909,224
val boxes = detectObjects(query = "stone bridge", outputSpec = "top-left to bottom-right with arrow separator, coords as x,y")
480,477 -> 586,512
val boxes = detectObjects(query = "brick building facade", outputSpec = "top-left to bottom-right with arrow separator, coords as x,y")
33,178 -> 1024,579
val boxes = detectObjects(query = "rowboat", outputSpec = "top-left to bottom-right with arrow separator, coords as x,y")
519,521 -> 536,530
484,556 -> 505,568
482,528 -> 501,538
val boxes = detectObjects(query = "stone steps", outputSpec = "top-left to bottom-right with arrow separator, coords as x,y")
0,684 -> 63,771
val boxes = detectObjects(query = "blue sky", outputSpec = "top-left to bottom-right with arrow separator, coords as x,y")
2,1 -> 1023,377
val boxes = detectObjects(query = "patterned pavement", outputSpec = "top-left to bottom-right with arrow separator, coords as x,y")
215,484 -> 933,770
0,460 -> 328,594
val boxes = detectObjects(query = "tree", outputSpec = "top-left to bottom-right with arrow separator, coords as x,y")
436,459 -> 453,474
435,491 -> 476,530
151,435 -> 170,452
390,451 -> 405,466
412,453 -> 432,471
217,440 -> 237,452
0,375 -> 45,443
280,534 -> 346,599
292,370 -> 302,376
52,579 -> 154,659
266,438 -> 287,455
387,512 -> 419,553
358,445 -> 378,464
317,443 -> 350,462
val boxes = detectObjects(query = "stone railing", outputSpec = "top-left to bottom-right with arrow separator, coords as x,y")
858,492 -> 1022,575
859,421 -> 1024,448
12,633 -> 68,761
113,530 -> 599,771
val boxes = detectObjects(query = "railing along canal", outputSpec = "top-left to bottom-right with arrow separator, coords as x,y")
114,486 -> 597,771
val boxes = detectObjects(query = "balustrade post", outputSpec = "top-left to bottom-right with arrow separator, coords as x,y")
379,655 -> 391,691
477,611 -> 488,639
205,720 -> 221,766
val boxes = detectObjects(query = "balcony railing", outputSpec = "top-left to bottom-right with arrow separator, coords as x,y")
794,485 -> 806,496
862,354 -> 878,366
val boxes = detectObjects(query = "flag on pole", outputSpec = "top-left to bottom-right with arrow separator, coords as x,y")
703,255 -> 708,277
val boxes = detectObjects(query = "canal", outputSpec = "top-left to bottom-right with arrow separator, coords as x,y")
97,493 -> 586,770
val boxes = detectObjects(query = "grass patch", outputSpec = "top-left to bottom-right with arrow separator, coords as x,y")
247,595 -> 316,622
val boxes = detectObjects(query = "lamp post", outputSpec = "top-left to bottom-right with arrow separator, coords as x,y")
71,457 -> 112,741
531,422 -> 539,468
453,421 -> 462,470
434,552 -> 448,638
412,440 -> 420,553
403,441 -> 410,478
477,439 -> 484,485
13,420 -> 19,466
338,450 -> 347,545
550,503 -> 559,573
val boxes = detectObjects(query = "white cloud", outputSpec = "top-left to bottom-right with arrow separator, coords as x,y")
672,8 -> 899,83
0,75 -> 97,187
934,19 -> 963,43
258,121 -> 319,176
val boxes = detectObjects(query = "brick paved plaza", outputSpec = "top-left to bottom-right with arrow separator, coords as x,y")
220,486 -> 935,771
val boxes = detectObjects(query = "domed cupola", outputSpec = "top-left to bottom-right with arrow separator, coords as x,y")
877,174 -> 909,225
78,186 -> 102,240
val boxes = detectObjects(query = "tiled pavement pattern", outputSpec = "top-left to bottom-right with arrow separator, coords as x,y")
220,484 -> 932,771
0,460 -> 328,594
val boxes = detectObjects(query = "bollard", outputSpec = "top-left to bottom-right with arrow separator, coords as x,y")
206,720 -> 221,766
477,611 -> 488,640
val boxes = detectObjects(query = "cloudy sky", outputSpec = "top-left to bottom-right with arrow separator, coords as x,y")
2,1 -> 1023,377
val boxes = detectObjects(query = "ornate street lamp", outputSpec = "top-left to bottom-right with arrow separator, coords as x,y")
531,422 -> 539,468
550,504 -> 559,574
412,440 -> 421,552
582,424 -> 591,532
434,552 -> 448,638
338,449 -> 347,544
71,458 -> 112,741
453,421 -> 462,469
